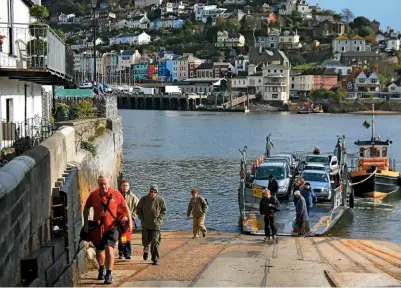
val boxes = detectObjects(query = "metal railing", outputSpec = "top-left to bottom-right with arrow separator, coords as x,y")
0,22 -> 72,77
1,116 -> 54,157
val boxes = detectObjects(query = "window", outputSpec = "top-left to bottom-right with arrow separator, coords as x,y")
6,99 -> 13,122
272,94 -> 278,99
391,86 -> 396,91
371,78 -> 377,83
292,84 -> 294,88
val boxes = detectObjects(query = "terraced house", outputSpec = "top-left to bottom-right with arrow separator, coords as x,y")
215,31 -> 245,47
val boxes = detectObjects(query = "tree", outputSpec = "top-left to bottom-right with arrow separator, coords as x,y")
333,14 -> 342,21
352,16 -> 371,29
291,10 -> 302,24
365,35 -> 377,46
379,73 -> 392,86
244,16 -> 261,46
340,8 -> 354,23
216,17 -> 226,30
29,5 -> 49,20
358,26 -> 374,37
227,18 -> 241,32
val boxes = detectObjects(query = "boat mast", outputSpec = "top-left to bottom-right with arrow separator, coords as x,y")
371,103 -> 375,141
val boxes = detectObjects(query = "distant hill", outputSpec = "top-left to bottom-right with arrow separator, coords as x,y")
42,0 -> 133,16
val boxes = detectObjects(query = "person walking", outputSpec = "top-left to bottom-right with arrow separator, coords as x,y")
187,188 -> 208,239
294,190 -> 308,235
300,182 -> 317,216
259,189 -> 280,241
83,176 -> 132,285
268,175 -> 278,197
118,180 -> 139,260
137,184 -> 166,265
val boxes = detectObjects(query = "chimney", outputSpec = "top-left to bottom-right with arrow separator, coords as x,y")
373,64 -> 379,75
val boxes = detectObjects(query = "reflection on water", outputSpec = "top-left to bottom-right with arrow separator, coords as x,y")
120,110 -> 401,243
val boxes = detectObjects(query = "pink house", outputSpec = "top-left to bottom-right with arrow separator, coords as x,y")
302,67 -> 338,90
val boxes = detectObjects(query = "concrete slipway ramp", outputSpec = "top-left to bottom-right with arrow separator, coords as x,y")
78,231 -> 401,287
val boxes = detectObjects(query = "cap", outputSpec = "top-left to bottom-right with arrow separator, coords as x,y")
305,182 -> 311,186
149,184 -> 159,192
269,175 -> 273,179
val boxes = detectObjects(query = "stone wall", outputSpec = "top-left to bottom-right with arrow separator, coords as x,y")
0,116 -> 123,287
323,99 -> 401,113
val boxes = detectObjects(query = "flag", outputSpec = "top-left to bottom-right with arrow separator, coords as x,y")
363,120 -> 370,129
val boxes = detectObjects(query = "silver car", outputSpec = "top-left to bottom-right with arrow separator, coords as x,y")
300,170 -> 332,201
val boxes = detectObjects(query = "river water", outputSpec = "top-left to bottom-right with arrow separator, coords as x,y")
120,110 -> 401,244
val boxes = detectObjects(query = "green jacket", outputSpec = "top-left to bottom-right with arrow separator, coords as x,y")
137,195 -> 166,230
187,196 -> 208,218
120,190 -> 139,218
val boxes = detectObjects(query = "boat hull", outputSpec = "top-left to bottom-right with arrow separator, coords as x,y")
349,172 -> 400,198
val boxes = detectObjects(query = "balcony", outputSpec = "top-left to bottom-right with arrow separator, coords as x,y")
264,80 -> 287,86
0,22 -> 73,84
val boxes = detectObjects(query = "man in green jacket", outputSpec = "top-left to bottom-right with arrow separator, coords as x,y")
137,184 -> 166,265
118,180 -> 139,260
187,188 -> 208,239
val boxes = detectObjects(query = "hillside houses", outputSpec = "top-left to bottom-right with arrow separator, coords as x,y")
109,32 -> 151,46
194,4 -> 227,25
215,31 -> 245,47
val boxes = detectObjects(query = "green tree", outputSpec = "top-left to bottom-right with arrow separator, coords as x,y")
379,72 -> 392,86
227,18 -> 241,32
216,17 -> 226,30
358,26 -> 374,37
29,5 -> 49,20
291,10 -> 302,24
352,16 -> 371,29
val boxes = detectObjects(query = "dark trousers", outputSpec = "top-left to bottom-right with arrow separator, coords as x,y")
142,229 -> 161,262
307,206 -> 311,216
264,215 -> 276,238
118,241 -> 132,257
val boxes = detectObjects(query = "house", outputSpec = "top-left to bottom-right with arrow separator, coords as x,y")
172,54 -> 203,81
386,38 -> 400,51
160,1 -> 188,15
234,56 -> 249,73
194,4 -> 227,25
70,38 -> 103,50
195,63 -> 214,78
340,51 -> 395,74
0,0 -> 72,154
147,64 -> 158,81
321,60 -> 352,76
58,13 -> 76,23
342,66 -> 380,98
152,16 -> 184,29
119,50 -> 142,69
158,59 -> 173,82
313,20 -> 346,37
371,19 -> 380,33
256,28 -> 280,49
278,30 -> 301,49
109,32 -> 151,46
178,78 -> 226,95
212,62 -> 236,78
290,71 -> 314,98
134,0 -> 163,8
215,31 -> 245,47
387,79 -> 401,93
332,35 -> 366,55
75,51 -> 104,76
376,31 -> 387,44
301,67 -> 338,90
112,14 -> 150,30
81,12 -> 116,27
223,0 -> 246,5
261,63 -> 291,103
248,47 -> 290,66
279,0 -> 311,19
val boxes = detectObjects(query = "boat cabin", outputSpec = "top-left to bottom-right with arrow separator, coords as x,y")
354,140 -> 392,170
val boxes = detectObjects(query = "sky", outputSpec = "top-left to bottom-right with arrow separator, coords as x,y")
308,0 -> 401,32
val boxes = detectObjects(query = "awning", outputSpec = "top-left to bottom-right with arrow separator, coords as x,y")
54,88 -> 94,98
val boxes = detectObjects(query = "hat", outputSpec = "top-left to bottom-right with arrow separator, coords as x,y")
305,182 -> 311,186
149,184 -> 159,192
294,190 -> 301,197
269,175 -> 274,179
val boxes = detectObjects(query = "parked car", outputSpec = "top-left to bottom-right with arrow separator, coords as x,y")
300,170 -> 333,201
253,161 -> 293,199
303,163 -> 326,172
305,154 -> 339,175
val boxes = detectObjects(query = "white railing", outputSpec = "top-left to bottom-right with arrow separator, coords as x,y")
0,22 -> 71,77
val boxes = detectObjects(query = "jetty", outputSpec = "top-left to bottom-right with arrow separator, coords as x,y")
78,231 -> 401,287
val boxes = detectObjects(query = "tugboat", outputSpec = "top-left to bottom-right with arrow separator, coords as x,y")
349,104 -> 401,198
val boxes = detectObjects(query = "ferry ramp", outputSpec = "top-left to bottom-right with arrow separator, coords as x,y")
222,95 -> 256,109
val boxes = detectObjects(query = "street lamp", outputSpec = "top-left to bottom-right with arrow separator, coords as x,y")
91,0 -> 98,84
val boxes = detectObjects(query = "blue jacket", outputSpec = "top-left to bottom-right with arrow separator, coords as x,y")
300,187 -> 316,208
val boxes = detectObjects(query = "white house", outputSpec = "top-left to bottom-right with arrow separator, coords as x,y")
332,35 -> 366,55
109,32 -> 151,46
112,14 -> 150,30
134,0 -> 163,8
290,72 -> 314,98
70,38 -> 103,50
279,30 -> 301,49
388,79 -> 401,93
386,38 -> 400,51
0,0 -> 71,150
321,60 -> 352,75
194,4 -> 227,25
234,56 -> 249,73
160,1 -> 187,15
262,64 -> 290,103
58,13 -> 75,23
223,0 -> 246,5
348,68 -> 381,98
279,0 -> 311,18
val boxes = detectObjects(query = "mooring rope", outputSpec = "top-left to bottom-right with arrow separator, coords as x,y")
349,167 -> 378,186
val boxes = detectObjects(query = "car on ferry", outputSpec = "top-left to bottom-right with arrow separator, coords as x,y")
300,170 -> 332,201
253,161 -> 293,199
305,154 -> 339,175
304,163 -> 326,172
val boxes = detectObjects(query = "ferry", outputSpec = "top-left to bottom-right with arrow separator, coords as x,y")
349,104 -> 401,198
238,135 -> 353,236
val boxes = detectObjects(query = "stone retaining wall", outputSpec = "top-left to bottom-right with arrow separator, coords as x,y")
0,116 -> 123,286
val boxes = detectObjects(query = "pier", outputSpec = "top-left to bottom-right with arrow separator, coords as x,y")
78,231 -> 401,287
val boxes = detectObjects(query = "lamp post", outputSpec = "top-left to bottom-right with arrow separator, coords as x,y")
91,0 -> 98,84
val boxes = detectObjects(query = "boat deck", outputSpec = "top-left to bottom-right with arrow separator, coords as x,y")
243,199 -> 347,236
